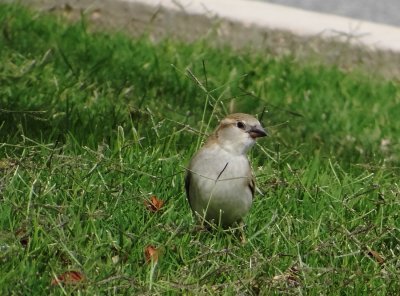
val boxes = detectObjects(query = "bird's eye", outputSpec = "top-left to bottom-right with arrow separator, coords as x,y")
236,121 -> 245,129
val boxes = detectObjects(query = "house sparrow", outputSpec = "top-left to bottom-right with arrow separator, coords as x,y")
185,113 -> 267,227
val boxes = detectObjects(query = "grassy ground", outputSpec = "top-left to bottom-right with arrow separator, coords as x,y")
1,4 -> 399,295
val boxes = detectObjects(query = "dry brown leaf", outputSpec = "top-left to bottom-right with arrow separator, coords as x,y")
51,270 -> 85,286
144,196 -> 164,212
367,249 -> 385,265
144,245 -> 159,264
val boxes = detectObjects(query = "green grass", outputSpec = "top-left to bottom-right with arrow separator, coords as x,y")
1,4 -> 399,295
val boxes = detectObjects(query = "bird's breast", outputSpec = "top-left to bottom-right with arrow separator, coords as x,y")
189,146 -> 253,224
191,147 -> 250,181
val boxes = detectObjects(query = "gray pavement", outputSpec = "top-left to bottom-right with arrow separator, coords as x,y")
259,0 -> 400,27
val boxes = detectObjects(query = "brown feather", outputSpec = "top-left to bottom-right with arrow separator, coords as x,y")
247,161 -> 256,198
184,169 -> 193,207
248,176 -> 255,197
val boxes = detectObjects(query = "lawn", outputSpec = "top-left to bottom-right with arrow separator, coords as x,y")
0,4 -> 399,295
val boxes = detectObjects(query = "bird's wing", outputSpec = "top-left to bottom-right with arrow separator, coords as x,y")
248,174 -> 256,198
247,161 -> 256,198
184,169 -> 192,206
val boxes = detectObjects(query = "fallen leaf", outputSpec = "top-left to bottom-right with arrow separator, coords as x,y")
51,270 -> 85,286
144,245 -> 159,264
144,196 -> 164,212
367,249 -> 385,265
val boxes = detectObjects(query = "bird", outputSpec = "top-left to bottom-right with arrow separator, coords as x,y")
185,113 -> 267,227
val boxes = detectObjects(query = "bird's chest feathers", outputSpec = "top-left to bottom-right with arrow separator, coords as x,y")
193,147 -> 251,185
195,146 -> 250,181
190,145 -> 253,224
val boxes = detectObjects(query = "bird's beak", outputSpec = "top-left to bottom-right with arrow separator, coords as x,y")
248,126 -> 267,138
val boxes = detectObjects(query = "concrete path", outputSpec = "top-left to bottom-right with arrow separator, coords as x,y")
11,0 -> 400,79
135,0 -> 400,52
12,0 -> 400,53
259,0 -> 400,27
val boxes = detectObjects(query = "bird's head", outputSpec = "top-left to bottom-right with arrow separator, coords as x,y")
214,113 -> 267,155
